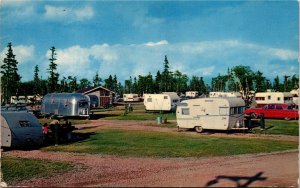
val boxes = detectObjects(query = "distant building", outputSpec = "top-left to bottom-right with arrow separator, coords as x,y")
77,86 -> 115,108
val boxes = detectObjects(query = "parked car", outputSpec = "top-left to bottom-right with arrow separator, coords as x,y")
245,103 -> 299,120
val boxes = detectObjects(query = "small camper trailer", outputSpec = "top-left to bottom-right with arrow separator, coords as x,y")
144,92 -> 180,112
10,96 -> 27,104
176,98 -> 246,132
185,91 -> 199,98
123,94 -> 140,102
41,93 -> 90,118
255,92 -> 293,107
1,112 -> 44,148
209,92 -> 242,98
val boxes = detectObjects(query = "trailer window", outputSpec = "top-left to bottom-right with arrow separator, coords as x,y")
219,107 -> 229,115
268,96 -> 271,100
164,96 -> 168,99
181,108 -> 189,115
19,121 -> 31,127
238,107 -> 244,114
284,97 -> 292,101
147,98 -> 152,102
277,97 -> 280,101
230,108 -> 234,115
173,99 -> 178,103
255,97 -> 265,101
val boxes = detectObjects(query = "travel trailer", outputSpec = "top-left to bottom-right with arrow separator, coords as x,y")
290,89 -> 299,105
255,92 -> 293,107
176,98 -> 246,133
185,91 -> 199,98
41,93 -> 90,118
209,92 -> 242,98
144,92 -> 180,112
123,94 -> 140,102
1,112 -> 44,148
10,96 -> 27,104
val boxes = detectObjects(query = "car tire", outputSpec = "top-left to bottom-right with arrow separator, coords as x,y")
284,117 -> 291,121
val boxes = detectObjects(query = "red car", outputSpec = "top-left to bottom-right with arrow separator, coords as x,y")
245,103 -> 299,120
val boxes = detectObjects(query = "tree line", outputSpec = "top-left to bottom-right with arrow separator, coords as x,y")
1,43 -> 298,104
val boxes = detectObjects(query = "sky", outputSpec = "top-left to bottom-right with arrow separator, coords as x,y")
0,1 -> 299,84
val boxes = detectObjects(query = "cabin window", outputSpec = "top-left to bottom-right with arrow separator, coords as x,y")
277,97 -> 280,101
147,98 -> 152,102
181,108 -> 189,115
164,96 -> 168,99
268,96 -> 271,100
19,121 -> 31,127
219,107 -> 229,115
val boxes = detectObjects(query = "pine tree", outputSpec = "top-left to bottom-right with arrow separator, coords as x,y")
93,72 -> 102,87
1,42 -> 21,104
47,46 -> 59,93
33,65 -> 40,95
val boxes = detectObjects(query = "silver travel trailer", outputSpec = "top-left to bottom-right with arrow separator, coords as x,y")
1,112 -> 44,148
144,92 -> 180,112
177,98 -> 246,132
41,93 -> 90,118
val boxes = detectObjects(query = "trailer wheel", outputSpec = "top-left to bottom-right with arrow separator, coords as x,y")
195,126 -> 203,133
250,113 -> 258,119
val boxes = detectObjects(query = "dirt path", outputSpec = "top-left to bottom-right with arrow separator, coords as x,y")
4,150 -> 298,187
3,119 -> 299,187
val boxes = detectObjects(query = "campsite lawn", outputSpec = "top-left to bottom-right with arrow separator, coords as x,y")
103,112 -> 176,121
43,129 -> 297,158
1,156 -> 74,184
252,119 -> 299,136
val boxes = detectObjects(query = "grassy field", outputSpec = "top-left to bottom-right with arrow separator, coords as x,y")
1,156 -> 74,184
251,120 -> 299,136
43,129 -> 298,158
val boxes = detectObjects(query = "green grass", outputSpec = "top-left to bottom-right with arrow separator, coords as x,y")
103,112 -> 176,121
251,119 -> 299,136
1,156 -> 74,184
43,129 -> 298,158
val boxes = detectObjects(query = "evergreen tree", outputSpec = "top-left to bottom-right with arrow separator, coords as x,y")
93,72 -> 102,87
161,55 -> 172,92
33,65 -> 40,95
273,76 -> 282,91
79,78 -> 91,89
253,71 -> 267,92
47,46 -> 59,93
154,71 -> 162,93
1,42 -> 21,104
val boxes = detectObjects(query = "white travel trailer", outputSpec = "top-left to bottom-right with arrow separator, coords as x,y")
290,89 -> 299,105
255,92 -> 293,107
209,92 -> 242,98
185,91 -> 199,98
144,92 -> 180,111
41,93 -> 90,118
10,96 -> 27,104
1,112 -> 44,148
177,98 -> 246,133
123,94 -> 140,102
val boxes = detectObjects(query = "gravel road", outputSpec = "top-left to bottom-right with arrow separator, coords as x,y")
3,119 -> 299,187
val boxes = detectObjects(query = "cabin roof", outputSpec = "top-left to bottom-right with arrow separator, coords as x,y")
76,86 -> 115,94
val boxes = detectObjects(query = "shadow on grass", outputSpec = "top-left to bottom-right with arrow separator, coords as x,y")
206,172 -> 267,187
42,132 -> 96,147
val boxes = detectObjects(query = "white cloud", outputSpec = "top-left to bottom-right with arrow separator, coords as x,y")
38,39 -> 298,83
144,40 -> 169,47
44,5 -> 94,21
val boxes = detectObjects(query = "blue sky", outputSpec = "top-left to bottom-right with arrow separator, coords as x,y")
0,1 -> 298,84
